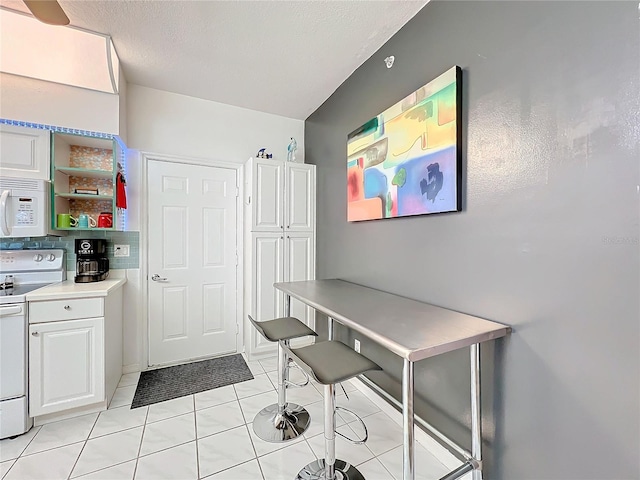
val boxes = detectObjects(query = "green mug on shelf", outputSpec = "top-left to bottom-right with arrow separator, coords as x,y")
57,213 -> 77,228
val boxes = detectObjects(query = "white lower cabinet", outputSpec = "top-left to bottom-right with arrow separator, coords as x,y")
28,318 -> 104,416
250,233 -> 285,357
28,285 -> 123,420
246,232 -> 315,359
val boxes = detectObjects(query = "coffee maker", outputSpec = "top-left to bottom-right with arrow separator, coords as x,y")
74,239 -> 109,283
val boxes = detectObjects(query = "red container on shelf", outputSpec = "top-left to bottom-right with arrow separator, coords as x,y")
97,212 -> 113,228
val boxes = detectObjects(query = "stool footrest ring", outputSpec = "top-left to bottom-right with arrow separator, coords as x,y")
285,359 -> 311,388
335,406 -> 368,445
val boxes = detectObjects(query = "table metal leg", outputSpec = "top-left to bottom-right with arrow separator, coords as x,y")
324,383 -> 336,479
470,343 -> 482,480
285,294 -> 291,317
403,358 -> 415,480
328,316 -> 335,340
282,294 -> 291,403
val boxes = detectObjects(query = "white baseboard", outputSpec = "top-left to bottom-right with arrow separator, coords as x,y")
351,377 -> 466,473
122,363 -> 141,374
34,402 -> 106,426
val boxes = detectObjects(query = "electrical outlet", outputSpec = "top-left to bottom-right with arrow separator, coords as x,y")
354,339 -> 361,353
114,244 -> 130,257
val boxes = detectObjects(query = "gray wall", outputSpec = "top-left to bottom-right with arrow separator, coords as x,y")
305,2 -> 639,479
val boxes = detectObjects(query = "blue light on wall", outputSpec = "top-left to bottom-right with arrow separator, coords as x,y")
0,118 -> 113,139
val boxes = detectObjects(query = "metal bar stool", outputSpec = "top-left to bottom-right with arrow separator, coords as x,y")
247,315 -> 317,442
286,340 -> 382,480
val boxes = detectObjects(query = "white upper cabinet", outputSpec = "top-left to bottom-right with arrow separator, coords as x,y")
285,163 -> 315,232
0,125 -> 51,180
251,159 -> 283,231
248,158 -> 314,233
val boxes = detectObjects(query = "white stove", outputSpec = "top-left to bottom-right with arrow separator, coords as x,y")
0,249 -> 66,438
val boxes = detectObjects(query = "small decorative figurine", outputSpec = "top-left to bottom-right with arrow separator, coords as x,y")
287,137 -> 297,162
256,148 -> 272,159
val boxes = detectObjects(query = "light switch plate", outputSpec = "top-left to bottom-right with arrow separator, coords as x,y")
114,244 -> 130,257
354,339 -> 361,353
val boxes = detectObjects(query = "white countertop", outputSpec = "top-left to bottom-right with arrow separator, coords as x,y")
26,277 -> 127,301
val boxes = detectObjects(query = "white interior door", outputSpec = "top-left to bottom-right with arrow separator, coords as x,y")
148,160 -> 238,367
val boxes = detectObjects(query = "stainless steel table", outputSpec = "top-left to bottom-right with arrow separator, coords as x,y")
275,279 -> 510,480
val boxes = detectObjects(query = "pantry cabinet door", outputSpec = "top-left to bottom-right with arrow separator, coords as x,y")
285,163 -> 315,232
284,233 -> 315,347
249,232 -> 285,357
251,159 -> 283,232
29,318 -> 104,416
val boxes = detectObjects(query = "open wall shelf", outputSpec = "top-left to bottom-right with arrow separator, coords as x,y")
55,193 -> 113,200
51,132 -> 122,231
54,166 -> 113,180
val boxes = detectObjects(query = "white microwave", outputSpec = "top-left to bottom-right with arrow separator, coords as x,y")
0,177 -> 57,238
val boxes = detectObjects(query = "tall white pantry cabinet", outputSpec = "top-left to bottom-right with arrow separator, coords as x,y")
244,157 -> 316,360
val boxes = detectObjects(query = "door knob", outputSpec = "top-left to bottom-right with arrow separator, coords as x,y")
151,274 -> 168,282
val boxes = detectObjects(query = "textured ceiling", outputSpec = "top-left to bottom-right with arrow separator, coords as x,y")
2,0 -> 427,119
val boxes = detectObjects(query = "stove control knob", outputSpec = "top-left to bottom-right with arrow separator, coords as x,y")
33,254 -> 43,262
45,254 -> 55,262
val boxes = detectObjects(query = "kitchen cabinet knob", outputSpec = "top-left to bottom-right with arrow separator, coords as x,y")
32,331 -> 38,336
64,305 -> 71,310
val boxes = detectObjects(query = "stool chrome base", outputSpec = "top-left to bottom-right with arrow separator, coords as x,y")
252,403 -> 311,442
295,459 -> 365,480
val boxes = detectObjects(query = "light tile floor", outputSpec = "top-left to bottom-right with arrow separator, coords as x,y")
0,356 -> 452,480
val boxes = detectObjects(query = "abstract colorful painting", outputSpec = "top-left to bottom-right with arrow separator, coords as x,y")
347,66 -> 462,221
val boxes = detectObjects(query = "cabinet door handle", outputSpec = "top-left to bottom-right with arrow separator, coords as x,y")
32,331 -> 38,336
64,305 -> 71,310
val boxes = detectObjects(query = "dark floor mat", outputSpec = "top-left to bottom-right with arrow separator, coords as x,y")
131,354 -> 253,408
